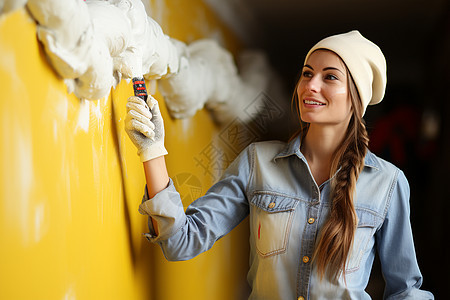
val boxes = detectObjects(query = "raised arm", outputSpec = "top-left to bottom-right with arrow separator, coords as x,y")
124,95 -> 251,261
125,95 -> 169,234
143,157 -> 169,198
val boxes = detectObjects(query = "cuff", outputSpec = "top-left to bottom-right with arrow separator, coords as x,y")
139,141 -> 168,162
138,179 -> 186,242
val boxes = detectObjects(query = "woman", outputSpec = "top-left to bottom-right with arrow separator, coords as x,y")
125,31 -> 434,299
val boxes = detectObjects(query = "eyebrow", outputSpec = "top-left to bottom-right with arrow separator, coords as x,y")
303,64 -> 345,75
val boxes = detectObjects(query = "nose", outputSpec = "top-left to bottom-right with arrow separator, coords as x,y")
306,75 -> 321,93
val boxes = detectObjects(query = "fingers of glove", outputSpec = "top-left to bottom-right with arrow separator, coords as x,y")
127,97 -> 152,119
128,96 -> 149,109
147,97 -> 165,135
147,95 -> 157,110
126,104 -> 154,135
127,118 -> 156,140
128,109 -> 155,132
147,96 -> 161,117
125,110 -> 155,136
127,102 -> 154,124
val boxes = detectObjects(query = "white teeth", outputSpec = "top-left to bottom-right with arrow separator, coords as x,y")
304,100 -> 325,105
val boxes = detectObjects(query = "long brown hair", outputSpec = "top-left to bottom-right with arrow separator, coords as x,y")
291,64 -> 369,281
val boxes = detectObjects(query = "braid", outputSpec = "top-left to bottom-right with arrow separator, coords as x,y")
313,70 -> 369,281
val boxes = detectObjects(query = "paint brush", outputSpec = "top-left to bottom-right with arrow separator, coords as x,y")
132,77 -> 148,102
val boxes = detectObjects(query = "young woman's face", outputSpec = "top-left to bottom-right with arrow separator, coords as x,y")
297,50 -> 353,127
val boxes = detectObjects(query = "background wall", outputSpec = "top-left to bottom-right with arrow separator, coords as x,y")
0,1 -> 251,299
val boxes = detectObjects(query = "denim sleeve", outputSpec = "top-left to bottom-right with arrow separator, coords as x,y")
376,170 -> 434,299
138,144 -> 253,261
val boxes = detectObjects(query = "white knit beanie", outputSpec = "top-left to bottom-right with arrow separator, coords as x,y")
304,30 -> 387,116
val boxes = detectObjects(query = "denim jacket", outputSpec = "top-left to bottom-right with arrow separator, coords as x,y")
139,135 -> 434,300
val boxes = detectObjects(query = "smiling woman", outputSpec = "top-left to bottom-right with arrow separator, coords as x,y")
127,30 -> 434,299
297,50 -> 352,128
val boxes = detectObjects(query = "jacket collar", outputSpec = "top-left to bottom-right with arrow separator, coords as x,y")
274,134 -> 380,170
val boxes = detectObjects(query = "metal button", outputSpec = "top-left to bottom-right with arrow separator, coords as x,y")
302,256 -> 310,263
298,297 -> 305,300
308,217 -> 315,224
268,202 -> 275,209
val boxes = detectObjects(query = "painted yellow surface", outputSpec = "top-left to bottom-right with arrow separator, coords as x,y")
0,1 -> 248,300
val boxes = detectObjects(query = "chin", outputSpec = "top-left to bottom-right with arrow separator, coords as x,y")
300,113 -> 319,124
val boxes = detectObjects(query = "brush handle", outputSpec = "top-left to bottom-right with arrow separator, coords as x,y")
132,77 -> 148,102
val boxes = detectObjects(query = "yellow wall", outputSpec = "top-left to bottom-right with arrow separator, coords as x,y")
0,1 -> 249,299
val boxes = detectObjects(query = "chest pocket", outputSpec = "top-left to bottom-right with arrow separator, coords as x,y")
345,208 -> 383,273
250,193 -> 298,258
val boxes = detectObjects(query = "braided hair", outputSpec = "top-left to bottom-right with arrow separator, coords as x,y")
292,67 -> 369,281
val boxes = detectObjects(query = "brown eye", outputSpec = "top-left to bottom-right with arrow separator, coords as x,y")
325,74 -> 338,80
302,71 -> 313,78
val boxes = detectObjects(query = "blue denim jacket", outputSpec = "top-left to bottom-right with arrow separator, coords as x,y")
139,135 -> 434,299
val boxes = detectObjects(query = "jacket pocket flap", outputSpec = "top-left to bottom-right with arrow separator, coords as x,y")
250,193 -> 298,213
356,208 -> 382,228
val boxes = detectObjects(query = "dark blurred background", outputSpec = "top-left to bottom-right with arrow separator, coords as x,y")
209,0 -> 449,298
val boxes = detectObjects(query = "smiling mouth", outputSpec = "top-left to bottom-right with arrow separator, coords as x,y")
304,99 -> 325,106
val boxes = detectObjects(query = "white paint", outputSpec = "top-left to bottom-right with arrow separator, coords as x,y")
91,98 -> 103,121
159,39 -> 238,119
13,0 -> 285,123
34,203 -> 47,243
159,40 -> 287,123
26,0 -> 180,100
17,129 -> 34,246
0,41 -> 23,92
0,39 -> 37,245
76,99 -> 90,133
62,286 -> 76,300
144,0 -> 166,32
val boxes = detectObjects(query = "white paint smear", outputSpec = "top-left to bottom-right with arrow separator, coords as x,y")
159,41 -> 288,123
76,99 -> 90,133
5,0 -> 286,123
25,0 -> 180,100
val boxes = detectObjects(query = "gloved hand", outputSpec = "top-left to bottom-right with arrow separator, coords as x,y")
125,95 -> 168,162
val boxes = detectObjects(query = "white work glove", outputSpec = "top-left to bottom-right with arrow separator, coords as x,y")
125,95 -> 168,162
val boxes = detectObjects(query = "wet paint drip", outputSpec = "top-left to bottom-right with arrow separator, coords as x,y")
258,222 -> 261,240
132,77 -> 148,102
